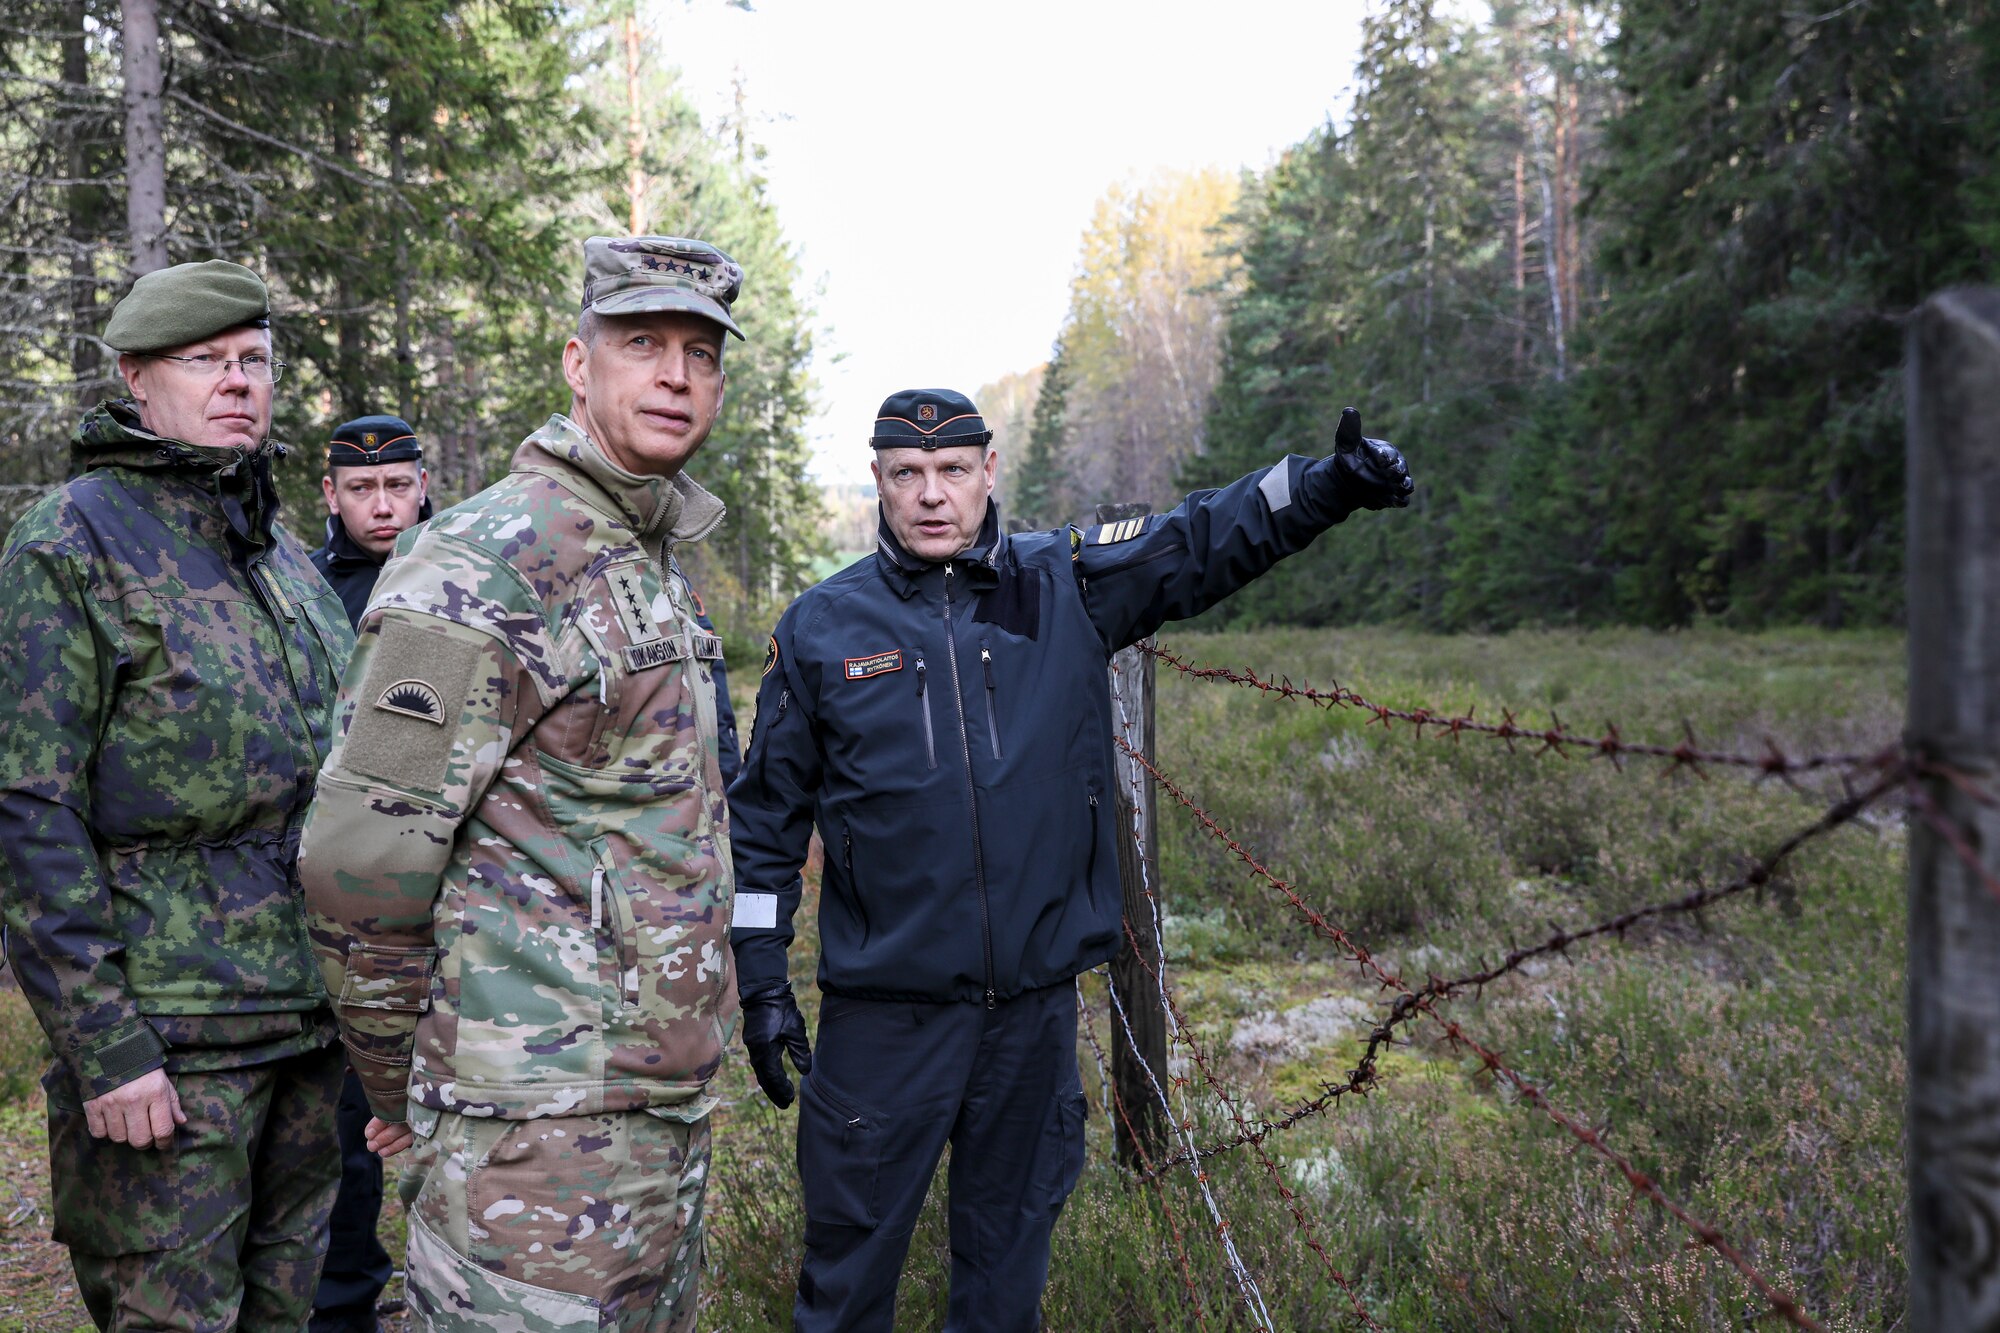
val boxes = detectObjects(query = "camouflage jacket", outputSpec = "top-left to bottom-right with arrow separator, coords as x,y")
0,402 -> 352,1099
299,415 -> 739,1123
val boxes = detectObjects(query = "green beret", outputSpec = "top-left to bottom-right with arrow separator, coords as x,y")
104,260 -> 271,354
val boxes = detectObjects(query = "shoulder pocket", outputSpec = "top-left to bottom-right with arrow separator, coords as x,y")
343,617 -> 483,794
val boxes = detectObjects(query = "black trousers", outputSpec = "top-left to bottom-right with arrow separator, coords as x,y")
793,982 -> 1088,1333
308,1066 -> 392,1330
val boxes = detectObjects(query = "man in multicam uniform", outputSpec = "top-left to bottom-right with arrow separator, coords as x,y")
299,234 -> 745,1332
0,260 -> 352,1331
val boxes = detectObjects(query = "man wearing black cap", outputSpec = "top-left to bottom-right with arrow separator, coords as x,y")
304,412 -> 430,1333
728,387 -> 1414,1331
310,414 -> 433,629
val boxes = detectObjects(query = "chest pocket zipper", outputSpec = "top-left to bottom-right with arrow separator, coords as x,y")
915,657 -> 937,770
592,840 -> 640,1008
979,642 -> 1002,761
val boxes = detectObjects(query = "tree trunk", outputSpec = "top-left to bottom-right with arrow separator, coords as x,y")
624,8 -> 646,235
119,0 -> 167,275
65,0 -> 102,402
390,122 -> 415,419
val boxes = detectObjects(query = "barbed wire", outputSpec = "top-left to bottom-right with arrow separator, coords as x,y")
1094,649 -> 1919,1329
1112,667 -> 1383,1330
1074,976 -> 1213,1328
1121,738 -> 1907,1172
1143,643 -> 1884,780
1107,664 -> 1282,1333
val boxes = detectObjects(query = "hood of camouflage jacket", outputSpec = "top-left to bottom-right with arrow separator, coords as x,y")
512,415 -> 726,556
73,399 -> 285,550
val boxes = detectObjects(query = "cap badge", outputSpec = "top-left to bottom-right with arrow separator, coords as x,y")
376,679 -> 445,724
363,431 -> 378,448
918,404 -> 938,422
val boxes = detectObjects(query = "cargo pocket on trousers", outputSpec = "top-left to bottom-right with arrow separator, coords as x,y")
405,1214 -> 599,1331
798,1071 -> 885,1229
1039,1089 -> 1088,1213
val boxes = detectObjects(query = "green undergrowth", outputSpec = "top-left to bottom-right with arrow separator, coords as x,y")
707,627 -> 1909,1329
0,628 -> 1908,1330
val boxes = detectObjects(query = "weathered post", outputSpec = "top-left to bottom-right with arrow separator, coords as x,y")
1907,288 -> 2000,1327
1098,502 -> 1168,1169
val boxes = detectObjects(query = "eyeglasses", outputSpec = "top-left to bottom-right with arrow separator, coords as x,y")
137,353 -> 286,385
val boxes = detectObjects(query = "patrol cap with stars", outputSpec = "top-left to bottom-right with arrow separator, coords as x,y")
325,414 -> 423,469
103,259 -> 270,354
868,388 -> 994,451
581,235 -> 745,340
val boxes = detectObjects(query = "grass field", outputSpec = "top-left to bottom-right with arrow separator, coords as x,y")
0,627 -> 1908,1330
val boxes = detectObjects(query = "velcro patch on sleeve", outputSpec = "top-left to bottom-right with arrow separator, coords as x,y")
734,892 -> 778,930
1258,458 -> 1294,512
343,616 -> 483,795
843,649 -> 902,680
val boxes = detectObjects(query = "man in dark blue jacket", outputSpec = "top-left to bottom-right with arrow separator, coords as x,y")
728,387 -> 1411,1332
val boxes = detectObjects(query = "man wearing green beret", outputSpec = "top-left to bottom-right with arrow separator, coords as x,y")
0,259 -> 354,1331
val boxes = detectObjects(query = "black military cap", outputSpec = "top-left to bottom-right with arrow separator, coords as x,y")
325,414 -> 423,468
868,388 -> 993,450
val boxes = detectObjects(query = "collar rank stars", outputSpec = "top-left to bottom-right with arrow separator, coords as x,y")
608,560 -> 675,672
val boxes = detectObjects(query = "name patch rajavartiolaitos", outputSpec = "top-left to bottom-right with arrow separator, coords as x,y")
844,649 -> 902,680
376,678 -> 445,724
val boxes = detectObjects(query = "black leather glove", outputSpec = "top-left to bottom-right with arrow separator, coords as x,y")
1330,406 -> 1414,510
739,978 -> 812,1109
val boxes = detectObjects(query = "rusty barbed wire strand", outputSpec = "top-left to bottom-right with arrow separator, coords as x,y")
1436,1019 -> 1828,1333
1111,730 -> 1900,1330
1122,736 -> 1907,1173
1110,670 -> 1383,1330
1121,917 -> 1386,1331
1905,758 -> 2000,905
1076,975 -> 1214,1328
1105,667 -> 1282,1331
1144,643 -> 1885,779
1106,973 -> 1272,1329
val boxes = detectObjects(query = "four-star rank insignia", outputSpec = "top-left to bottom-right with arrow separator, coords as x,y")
376,678 -> 445,724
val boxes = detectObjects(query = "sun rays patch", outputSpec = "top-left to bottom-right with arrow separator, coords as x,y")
376,678 -> 446,724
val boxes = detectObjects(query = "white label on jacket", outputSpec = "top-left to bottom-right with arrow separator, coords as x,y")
734,892 -> 778,929
1259,459 -> 1293,513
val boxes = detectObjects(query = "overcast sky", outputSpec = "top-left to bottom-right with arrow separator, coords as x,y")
665,0 -> 1373,485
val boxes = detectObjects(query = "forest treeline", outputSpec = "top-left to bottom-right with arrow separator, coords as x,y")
0,0 -> 824,644
1000,0 -> 1996,630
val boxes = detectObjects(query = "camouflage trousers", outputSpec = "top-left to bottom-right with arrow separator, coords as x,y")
44,1042 -> 345,1333
399,1106 -> 710,1332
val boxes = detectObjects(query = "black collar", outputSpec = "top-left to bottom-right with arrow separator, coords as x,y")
873,501 -> 1005,599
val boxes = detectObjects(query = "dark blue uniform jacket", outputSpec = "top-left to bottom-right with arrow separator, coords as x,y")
729,453 -> 1356,1003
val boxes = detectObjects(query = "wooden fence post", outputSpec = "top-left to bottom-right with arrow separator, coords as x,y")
1098,502 -> 1168,1169
1907,287 -> 2000,1327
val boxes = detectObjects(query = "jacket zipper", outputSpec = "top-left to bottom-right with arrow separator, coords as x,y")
244,553 -> 320,793
595,841 -> 639,1007
979,642 -> 1002,761
944,564 -> 997,1008
915,657 -> 937,769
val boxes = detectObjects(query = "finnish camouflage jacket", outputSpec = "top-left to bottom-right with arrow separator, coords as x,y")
300,415 -> 739,1123
0,402 -> 352,1099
